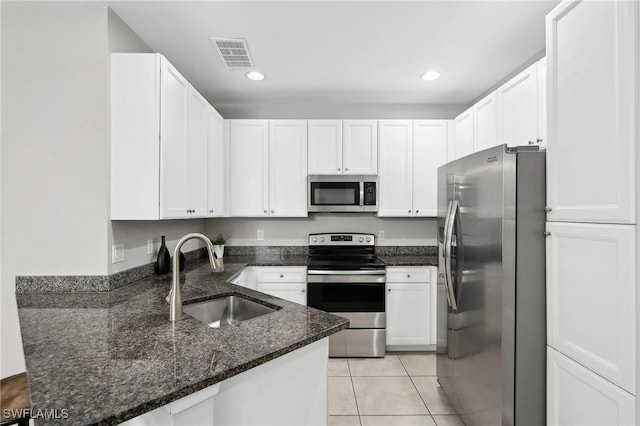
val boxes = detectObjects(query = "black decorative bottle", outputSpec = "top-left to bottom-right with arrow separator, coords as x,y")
155,236 -> 171,275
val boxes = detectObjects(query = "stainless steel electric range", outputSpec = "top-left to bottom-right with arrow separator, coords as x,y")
306,233 -> 386,357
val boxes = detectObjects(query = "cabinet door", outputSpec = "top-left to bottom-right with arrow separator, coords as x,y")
308,120 -> 342,175
229,120 -> 269,216
343,120 -> 378,174
377,120 -> 412,217
536,57 -> 547,149
546,0 -> 636,223
473,92 -> 499,152
207,106 -> 225,217
547,348 -> 635,426
413,121 -> 448,217
187,87 -> 209,217
269,120 -> 308,217
386,283 -> 431,346
497,63 -> 539,147
546,222 -> 635,393
256,283 -> 307,305
159,58 -> 190,219
453,107 -> 474,160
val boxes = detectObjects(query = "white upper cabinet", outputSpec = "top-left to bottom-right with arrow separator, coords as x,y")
308,120 -> 377,175
453,107 -> 474,160
229,120 -> 269,217
269,120 -> 308,217
378,120 -> 413,217
343,120 -> 378,174
473,92 -> 499,152
536,57 -> 547,150
497,62 -> 539,147
229,120 -> 307,217
111,53 -> 221,220
412,121 -> 449,217
307,120 -> 342,174
546,0 -> 637,223
185,87 -> 210,218
158,58 -> 190,219
378,120 -> 448,217
207,106 -> 226,217
546,222 -> 636,393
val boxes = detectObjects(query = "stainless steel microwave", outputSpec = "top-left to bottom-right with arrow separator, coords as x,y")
308,175 -> 378,212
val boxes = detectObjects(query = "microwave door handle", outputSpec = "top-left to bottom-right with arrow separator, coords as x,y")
359,181 -> 364,206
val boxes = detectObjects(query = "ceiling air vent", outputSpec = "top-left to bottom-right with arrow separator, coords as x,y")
211,38 -> 254,69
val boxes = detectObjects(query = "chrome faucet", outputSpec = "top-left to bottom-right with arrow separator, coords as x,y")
168,233 -> 218,321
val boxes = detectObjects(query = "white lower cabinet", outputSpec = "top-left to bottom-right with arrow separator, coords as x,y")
546,222 -> 636,393
123,338 -> 329,426
547,347 -> 636,426
386,266 -> 436,348
255,266 -> 307,305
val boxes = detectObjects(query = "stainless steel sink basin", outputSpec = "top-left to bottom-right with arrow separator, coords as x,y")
183,295 -> 278,328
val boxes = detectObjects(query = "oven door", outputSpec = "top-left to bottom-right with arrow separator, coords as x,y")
306,274 -> 385,313
307,273 -> 386,357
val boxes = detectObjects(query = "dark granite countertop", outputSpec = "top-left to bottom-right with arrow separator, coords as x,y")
16,261 -> 348,425
378,255 -> 438,267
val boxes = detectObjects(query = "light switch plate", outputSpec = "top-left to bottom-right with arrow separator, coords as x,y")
379,230 -> 385,240
112,244 -> 125,263
257,230 -> 264,241
146,239 -> 154,255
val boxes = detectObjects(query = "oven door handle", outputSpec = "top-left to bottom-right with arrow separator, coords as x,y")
307,270 -> 386,275
307,275 -> 386,284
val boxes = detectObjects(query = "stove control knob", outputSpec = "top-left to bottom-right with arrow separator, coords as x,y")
359,237 -> 364,243
366,237 -> 371,243
311,237 -> 318,243
319,237 -> 325,243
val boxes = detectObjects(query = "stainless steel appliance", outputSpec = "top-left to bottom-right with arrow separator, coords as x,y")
437,145 -> 546,426
306,233 -> 386,357
308,175 -> 378,212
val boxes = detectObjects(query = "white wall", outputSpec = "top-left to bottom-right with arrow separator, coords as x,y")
216,103 -> 466,120
206,216 -> 437,247
1,5 -> 112,376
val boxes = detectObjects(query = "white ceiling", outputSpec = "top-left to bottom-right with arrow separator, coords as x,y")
104,0 -> 559,108
34,0 -> 560,109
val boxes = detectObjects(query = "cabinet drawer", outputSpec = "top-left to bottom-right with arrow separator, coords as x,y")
386,267 -> 430,283
255,267 -> 307,283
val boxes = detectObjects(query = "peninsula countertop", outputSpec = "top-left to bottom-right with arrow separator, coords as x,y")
16,261 -> 348,425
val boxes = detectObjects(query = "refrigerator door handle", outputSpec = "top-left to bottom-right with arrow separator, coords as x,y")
444,200 -> 459,311
442,201 -> 454,308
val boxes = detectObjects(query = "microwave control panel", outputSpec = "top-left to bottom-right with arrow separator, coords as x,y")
364,182 -> 377,205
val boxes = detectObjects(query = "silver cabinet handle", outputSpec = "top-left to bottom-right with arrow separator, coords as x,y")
387,288 -> 391,292
280,274 -> 284,278
345,168 -> 348,171
407,274 -> 410,278
337,167 -> 341,171
544,232 -> 551,237
271,210 -> 275,213
416,210 -> 419,213
545,206 -> 552,213
301,289 -> 305,293
264,210 -> 267,214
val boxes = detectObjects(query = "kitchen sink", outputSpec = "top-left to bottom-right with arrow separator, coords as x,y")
183,295 -> 278,328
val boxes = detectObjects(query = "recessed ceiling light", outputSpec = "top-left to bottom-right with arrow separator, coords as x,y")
420,71 -> 440,81
246,71 -> 265,81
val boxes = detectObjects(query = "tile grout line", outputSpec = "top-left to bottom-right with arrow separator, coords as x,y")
398,354 -> 435,419
346,358 -> 363,425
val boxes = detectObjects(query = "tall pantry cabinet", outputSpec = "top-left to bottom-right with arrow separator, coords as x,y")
544,1 -> 639,424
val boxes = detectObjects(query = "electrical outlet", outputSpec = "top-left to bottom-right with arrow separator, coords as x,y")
146,239 -> 154,255
257,230 -> 264,241
112,244 -> 125,263
379,230 -> 385,240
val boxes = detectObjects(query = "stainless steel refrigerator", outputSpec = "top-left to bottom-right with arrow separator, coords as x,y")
436,145 -> 546,426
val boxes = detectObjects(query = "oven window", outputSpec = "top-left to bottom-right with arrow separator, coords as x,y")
307,282 -> 385,312
310,182 -> 360,206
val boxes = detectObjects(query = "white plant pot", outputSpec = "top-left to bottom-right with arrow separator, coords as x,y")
213,245 -> 224,259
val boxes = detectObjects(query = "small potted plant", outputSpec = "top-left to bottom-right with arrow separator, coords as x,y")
211,233 -> 229,259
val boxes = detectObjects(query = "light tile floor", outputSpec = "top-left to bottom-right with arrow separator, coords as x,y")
328,352 -> 464,426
